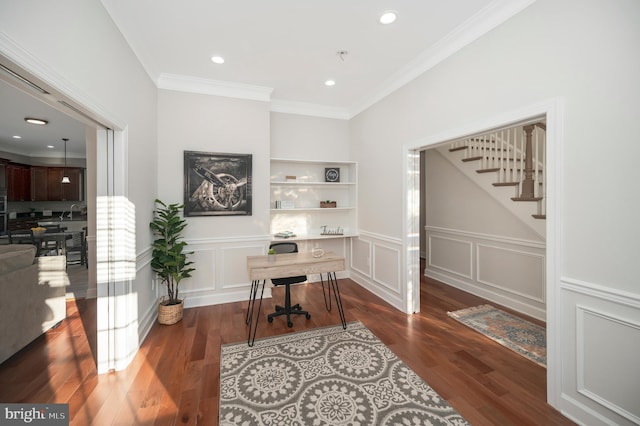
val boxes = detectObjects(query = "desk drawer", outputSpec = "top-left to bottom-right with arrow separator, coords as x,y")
249,259 -> 344,281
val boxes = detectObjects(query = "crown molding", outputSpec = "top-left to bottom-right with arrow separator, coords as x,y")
270,99 -> 350,120
348,0 -> 537,118
157,73 -> 273,102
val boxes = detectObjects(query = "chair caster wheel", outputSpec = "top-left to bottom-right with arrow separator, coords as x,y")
305,313 -> 311,319
287,322 -> 293,327
268,317 -> 273,323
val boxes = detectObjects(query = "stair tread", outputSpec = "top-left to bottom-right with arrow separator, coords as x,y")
476,168 -> 500,173
532,214 -> 546,219
462,156 -> 483,162
494,181 -> 544,185
449,146 -> 467,152
511,196 -> 543,202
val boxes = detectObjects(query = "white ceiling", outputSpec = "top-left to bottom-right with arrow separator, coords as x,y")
0,0 -> 532,158
102,0 -> 531,117
0,79 -> 87,159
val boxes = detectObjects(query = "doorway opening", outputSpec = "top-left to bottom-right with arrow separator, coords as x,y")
404,98 -> 563,405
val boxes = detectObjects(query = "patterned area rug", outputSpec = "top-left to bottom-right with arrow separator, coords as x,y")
448,304 -> 546,367
220,322 -> 469,425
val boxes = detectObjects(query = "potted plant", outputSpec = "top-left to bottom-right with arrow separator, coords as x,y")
150,199 -> 195,325
267,247 -> 277,262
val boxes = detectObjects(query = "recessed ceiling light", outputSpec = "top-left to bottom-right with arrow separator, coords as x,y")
25,117 -> 48,125
379,11 -> 397,24
325,80 -> 336,87
47,145 -> 54,149
12,135 -> 21,139
211,56 -> 225,64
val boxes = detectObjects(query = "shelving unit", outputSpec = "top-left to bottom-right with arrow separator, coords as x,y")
270,158 -> 357,241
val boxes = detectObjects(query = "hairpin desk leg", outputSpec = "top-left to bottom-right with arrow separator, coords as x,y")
247,279 -> 266,347
327,272 -> 346,329
320,273 -> 332,311
246,279 -> 260,325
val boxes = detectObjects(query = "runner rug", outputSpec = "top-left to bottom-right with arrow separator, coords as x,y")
447,304 -> 546,367
219,321 -> 469,425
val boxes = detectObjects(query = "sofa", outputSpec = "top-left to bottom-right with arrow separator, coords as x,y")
0,244 -> 67,364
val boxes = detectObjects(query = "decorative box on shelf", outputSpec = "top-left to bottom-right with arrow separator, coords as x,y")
320,201 -> 336,208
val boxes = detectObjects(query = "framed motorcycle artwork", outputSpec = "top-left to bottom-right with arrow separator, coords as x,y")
183,151 -> 252,216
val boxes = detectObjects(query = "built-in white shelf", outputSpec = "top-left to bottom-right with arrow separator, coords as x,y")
270,158 -> 358,241
271,232 -> 359,242
270,207 -> 355,213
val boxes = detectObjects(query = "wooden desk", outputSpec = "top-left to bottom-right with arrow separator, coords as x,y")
245,251 -> 346,346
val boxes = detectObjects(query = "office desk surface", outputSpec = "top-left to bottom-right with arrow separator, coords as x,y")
246,251 -> 345,281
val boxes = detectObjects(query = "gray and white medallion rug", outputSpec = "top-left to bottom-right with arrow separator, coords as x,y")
219,321 -> 469,425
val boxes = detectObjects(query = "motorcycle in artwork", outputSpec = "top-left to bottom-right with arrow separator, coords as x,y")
183,151 -> 252,216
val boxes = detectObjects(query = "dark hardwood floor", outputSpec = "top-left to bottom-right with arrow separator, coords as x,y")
0,270 -> 574,425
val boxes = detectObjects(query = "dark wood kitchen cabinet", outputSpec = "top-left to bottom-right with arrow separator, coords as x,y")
10,165 -> 83,202
35,167 -> 83,201
30,166 -> 48,201
7,164 -> 31,201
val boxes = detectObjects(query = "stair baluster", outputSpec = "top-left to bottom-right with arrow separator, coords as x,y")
483,135 -> 488,170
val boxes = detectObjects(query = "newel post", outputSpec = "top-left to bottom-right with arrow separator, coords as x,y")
521,124 -> 535,198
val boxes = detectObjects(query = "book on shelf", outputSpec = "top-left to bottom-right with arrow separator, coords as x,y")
274,231 -> 296,239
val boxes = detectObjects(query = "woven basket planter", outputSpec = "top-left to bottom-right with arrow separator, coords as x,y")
158,299 -> 184,325
320,201 -> 336,208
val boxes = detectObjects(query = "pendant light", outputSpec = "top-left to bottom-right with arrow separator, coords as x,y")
61,138 -> 70,184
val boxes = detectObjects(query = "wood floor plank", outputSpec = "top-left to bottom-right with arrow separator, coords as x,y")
0,270 -> 574,425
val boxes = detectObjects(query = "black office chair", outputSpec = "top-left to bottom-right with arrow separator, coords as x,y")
267,242 -> 311,327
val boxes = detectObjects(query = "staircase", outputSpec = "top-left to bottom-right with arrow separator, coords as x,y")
436,122 -> 546,238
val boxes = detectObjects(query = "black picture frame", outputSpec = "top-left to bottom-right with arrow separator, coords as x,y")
184,151 -> 252,216
325,167 -> 340,182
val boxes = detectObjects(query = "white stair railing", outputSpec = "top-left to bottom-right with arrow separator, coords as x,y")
448,122 -> 546,218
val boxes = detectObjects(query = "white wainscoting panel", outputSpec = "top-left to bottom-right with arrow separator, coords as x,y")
181,248 -> 216,292
577,306 -> 640,424
425,226 -> 546,320
351,238 -> 371,277
560,279 -> 640,426
372,244 -> 401,293
219,245 -> 261,289
350,231 -> 403,311
428,235 -> 472,279
477,244 -> 545,303
178,237 -> 270,308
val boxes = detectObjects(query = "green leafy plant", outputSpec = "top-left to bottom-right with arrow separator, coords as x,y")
268,248 -> 276,255
150,199 -> 195,305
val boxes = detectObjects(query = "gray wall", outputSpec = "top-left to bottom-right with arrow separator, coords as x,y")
350,0 -> 640,424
